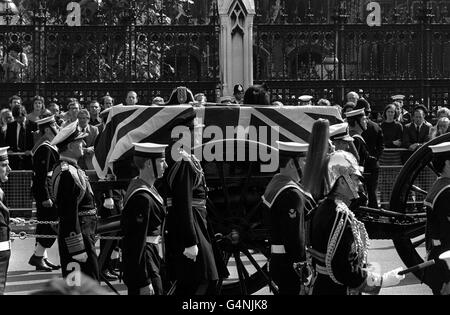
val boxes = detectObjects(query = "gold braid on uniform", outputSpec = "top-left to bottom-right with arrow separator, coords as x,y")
325,199 -> 370,285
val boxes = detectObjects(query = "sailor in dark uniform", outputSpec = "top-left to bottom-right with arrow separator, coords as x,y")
347,108 -> 369,168
261,141 -> 309,295
0,147 -> 13,295
423,142 -> 450,295
164,118 -> 220,295
28,115 -> 61,272
50,121 -> 99,281
309,150 -> 404,295
121,142 -> 168,295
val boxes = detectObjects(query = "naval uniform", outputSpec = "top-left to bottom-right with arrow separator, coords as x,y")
309,198 -> 372,295
351,134 -> 369,168
164,150 -> 219,295
52,158 -> 99,280
424,177 -> 450,295
122,178 -> 165,295
0,188 -> 10,295
31,139 -> 59,248
262,174 -> 308,295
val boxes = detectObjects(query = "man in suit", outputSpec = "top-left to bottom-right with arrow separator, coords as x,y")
403,105 -> 432,152
6,105 -> 36,170
77,109 -> 99,170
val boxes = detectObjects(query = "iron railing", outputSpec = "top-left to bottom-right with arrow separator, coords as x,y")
254,0 -> 450,115
0,0 -> 220,108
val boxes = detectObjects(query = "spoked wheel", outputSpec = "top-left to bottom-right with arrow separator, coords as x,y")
200,139 -> 278,295
390,133 -> 450,284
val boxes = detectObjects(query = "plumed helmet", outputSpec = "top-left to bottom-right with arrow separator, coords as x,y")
327,150 -> 362,198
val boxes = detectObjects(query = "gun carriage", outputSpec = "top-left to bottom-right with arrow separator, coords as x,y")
92,104 -> 434,294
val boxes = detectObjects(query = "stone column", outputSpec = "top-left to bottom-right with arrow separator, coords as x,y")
218,0 -> 255,97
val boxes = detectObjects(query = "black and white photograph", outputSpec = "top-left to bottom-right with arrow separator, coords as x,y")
0,0 -> 450,300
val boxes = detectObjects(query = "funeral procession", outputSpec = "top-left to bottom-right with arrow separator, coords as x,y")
1,0 -> 450,299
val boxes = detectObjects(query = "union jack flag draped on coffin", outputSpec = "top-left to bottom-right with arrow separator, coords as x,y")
93,105 -> 343,179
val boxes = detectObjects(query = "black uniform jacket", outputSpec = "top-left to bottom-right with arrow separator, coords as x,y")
52,158 -> 96,256
424,177 -> 450,284
310,198 -> 369,294
0,189 -> 9,243
121,178 -> 165,289
31,139 -> 59,202
164,150 -> 219,282
262,174 -> 306,262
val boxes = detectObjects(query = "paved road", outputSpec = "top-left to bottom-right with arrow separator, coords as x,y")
5,238 -> 431,295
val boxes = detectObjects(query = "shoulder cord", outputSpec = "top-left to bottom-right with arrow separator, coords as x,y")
325,200 -> 370,285
325,208 -> 348,285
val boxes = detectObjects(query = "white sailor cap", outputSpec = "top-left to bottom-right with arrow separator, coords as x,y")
0,147 -> 9,162
330,123 -> 354,142
133,143 -> 168,159
391,95 -> 405,101
298,95 -> 313,102
50,121 -> 88,148
36,115 -> 56,126
277,141 -> 309,157
429,142 -> 450,155
345,108 -> 366,118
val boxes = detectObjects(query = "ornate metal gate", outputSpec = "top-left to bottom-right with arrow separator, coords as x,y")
254,0 -> 450,115
0,0 -> 220,108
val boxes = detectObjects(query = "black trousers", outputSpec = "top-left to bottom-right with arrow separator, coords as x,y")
35,202 -> 58,248
364,168 -> 379,208
125,243 -> 164,295
58,215 -> 99,281
425,246 -> 449,295
0,249 -> 10,295
269,254 -> 301,295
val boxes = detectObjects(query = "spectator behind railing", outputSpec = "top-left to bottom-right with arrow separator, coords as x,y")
0,109 -> 13,147
431,117 -> 450,139
7,95 -> 22,111
61,99 -> 80,128
380,104 -> 404,166
381,104 -> 403,149
429,107 -> 450,139
6,105 -> 36,170
27,95 -> 45,123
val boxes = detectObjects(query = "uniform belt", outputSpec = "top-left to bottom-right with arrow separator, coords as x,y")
78,209 -> 97,217
432,239 -> 441,246
0,240 -> 11,252
146,235 -> 161,244
271,245 -> 286,254
166,198 -> 206,208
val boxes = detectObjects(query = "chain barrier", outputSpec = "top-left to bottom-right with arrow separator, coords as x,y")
10,219 -> 123,241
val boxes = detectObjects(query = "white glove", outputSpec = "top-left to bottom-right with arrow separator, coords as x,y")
103,198 -> 114,210
72,252 -> 88,263
381,267 -> 405,287
183,245 -> 198,261
139,284 -> 154,295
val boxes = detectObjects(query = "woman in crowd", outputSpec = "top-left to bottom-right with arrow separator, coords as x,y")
380,104 -> 403,149
0,109 -> 13,147
380,104 -> 403,166
430,107 -> 450,139
27,96 -> 45,123
431,117 -> 450,139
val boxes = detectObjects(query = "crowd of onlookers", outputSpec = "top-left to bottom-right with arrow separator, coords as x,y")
1,84 -> 446,171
